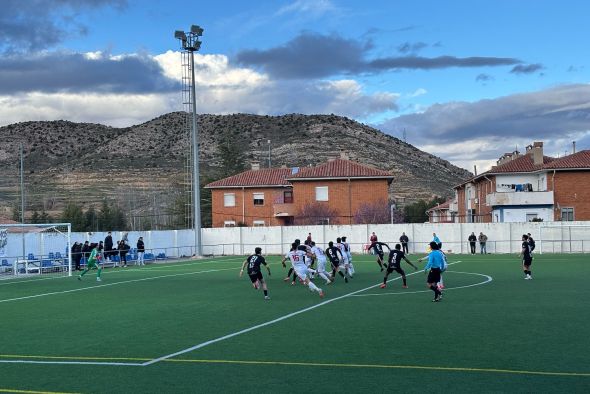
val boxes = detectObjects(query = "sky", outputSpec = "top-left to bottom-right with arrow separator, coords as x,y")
1,0 -> 589,172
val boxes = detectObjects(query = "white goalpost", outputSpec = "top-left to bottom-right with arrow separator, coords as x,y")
0,223 -> 72,279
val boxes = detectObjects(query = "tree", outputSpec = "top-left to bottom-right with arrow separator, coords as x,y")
61,202 -> 85,231
403,196 -> 447,223
31,210 -> 40,224
11,200 -> 21,222
84,206 -> 98,231
295,202 -> 338,225
353,199 -> 403,224
40,210 -> 52,223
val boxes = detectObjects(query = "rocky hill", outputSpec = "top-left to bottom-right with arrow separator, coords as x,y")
0,112 -> 471,225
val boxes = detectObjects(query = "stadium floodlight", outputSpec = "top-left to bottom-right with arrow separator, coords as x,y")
190,25 -> 204,36
174,25 -> 204,257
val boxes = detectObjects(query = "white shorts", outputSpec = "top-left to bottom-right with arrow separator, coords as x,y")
347,253 -> 353,263
294,265 -> 308,281
316,256 -> 328,272
341,256 -> 349,265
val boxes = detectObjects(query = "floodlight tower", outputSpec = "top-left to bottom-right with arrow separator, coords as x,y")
175,25 -> 204,257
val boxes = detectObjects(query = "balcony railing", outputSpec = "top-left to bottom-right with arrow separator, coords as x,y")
486,191 -> 554,206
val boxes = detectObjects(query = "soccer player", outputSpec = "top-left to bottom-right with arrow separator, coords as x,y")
281,242 -> 324,297
381,244 -> 417,288
340,236 -> 355,276
336,237 -> 351,277
78,243 -> 103,282
399,232 -> 409,254
310,241 -> 333,285
432,233 -> 442,249
423,241 -> 445,302
520,234 -> 533,280
527,233 -> 536,254
240,247 -> 271,300
326,241 -> 348,283
372,241 -> 391,271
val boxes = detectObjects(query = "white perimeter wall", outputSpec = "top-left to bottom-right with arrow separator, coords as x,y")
3,222 -> 590,260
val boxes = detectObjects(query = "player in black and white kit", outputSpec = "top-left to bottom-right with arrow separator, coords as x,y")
380,244 -> 417,288
326,241 -> 348,283
240,247 -> 271,300
373,241 -> 391,271
520,234 -> 533,280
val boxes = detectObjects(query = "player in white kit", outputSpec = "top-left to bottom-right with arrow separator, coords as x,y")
281,243 -> 324,298
310,241 -> 333,285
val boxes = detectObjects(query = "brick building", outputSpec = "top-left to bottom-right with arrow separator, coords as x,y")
449,142 -> 590,223
205,158 -> 394,227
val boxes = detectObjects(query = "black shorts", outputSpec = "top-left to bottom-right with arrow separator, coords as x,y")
427,268 -> 441,283
330,259 -> 340,267
387,266 -> 405,275
248,271 -> 263,283
377,253 -> 384,260
523,256 -> 533,266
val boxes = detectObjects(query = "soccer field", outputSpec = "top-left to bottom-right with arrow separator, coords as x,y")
0,253 -> 588,393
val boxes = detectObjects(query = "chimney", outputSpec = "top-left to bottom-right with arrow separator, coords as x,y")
339,149 -> 349,160
251,161 -> 260,171
473,165 -> 478,176
532,141 -> 543,165
573,141 -> 576,154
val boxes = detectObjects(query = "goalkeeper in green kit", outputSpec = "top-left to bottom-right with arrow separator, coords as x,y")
78,243 -> 103,282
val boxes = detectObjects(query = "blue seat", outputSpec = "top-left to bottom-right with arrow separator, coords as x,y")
27,253 -> 35,260
1,259 -> 9,266
156,252 -> 166,259
55,252 -> 62,259
41,260 -> 53,268
48,252 -> 55,259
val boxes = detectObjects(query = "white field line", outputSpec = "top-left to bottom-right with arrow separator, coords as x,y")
0,257 -> 244,286
351,271 -> 493,297
0,359 -> 143,367
0,267 -> 238,304
142,263 -> 462,366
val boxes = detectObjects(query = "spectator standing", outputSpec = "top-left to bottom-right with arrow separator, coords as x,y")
432,233 -> 442,249
369,232 -> 378,254
136,237 -> 145,266
71,242 -> 82,271
478,232 -> 488,254
118,240 -> 129,268
104,232 -> 113,262
81,241 -> 90,260
399,232 -> 409,254
468,232 -> 477,254
306,233 -> 312,243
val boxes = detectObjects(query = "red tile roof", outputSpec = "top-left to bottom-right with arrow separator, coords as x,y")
287,159 -> 393,180
426,200 -> 451,212
543,150 -> 590,169
205,168 -> 294,188
486,154 -> 555,174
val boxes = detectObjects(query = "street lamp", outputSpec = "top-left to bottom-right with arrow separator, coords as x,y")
175,25 -> 204,257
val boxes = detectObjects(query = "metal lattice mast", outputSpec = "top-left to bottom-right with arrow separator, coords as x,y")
175,25 -> 203,257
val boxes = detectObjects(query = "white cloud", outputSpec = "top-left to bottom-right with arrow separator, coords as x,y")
0,50 -> 399,127
276,0 -> 338,18
407,88 -> 427,97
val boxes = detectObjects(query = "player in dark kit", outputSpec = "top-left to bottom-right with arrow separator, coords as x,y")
373,241 -> 391,271
326,241 -> 348,283
240,247 -> 271,299
380,244 -> 418,288
520,234 -> 533,280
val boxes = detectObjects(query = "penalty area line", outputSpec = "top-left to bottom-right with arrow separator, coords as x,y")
142,264 -> 459,367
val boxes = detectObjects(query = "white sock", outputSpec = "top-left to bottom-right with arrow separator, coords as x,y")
348,263 -> 355,274
308,281 -> 320,292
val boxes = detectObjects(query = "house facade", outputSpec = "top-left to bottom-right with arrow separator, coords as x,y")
451,142 -> 590,223
205,158 -> 394,227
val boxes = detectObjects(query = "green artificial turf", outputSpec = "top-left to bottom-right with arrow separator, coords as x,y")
0,253 -> 588,393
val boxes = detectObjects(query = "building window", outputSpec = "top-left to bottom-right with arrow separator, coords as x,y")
253,220 -> 265,227
315,186 -> 328,201
224,220 -> 236,227
283,190 -> 293,203
526,213 -> 538,222
317,218 -> 330,225
224,193 -> 236,207
561,207 -> 574,221
253,192 -> 264,206
467,209 -> 476,223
